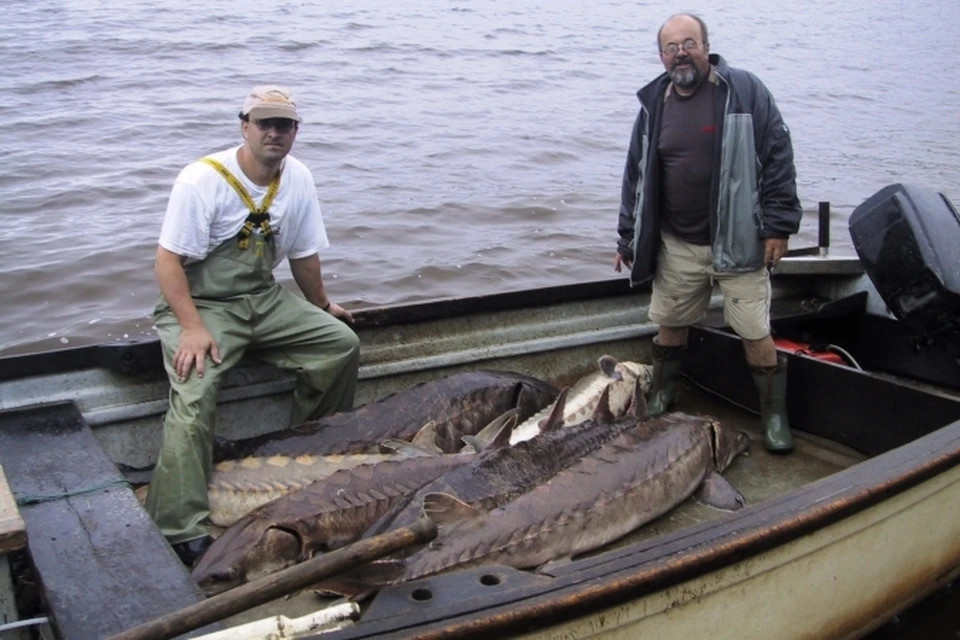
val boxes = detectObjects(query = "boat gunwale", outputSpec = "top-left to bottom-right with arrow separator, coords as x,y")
332,415 -> 960,639
0,277 -> 643,382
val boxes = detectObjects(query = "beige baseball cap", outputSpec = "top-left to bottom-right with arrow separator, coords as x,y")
240,85 -> 302,122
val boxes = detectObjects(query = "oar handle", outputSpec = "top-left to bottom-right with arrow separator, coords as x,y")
106,517 -> 437,640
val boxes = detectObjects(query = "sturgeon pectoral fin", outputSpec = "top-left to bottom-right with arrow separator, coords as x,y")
422,492 -> 481,526
536,556 -> 574,576
694,471 -> 746,511
314,559 -> 409,599
314,560 -> 403,602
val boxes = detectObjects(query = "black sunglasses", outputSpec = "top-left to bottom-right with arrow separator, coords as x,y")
244,117 -> 298,134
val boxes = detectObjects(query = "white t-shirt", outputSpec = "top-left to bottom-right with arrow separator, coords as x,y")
158,146 -> 329,268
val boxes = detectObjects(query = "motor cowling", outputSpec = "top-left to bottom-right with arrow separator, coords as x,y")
849,183 -> 960,343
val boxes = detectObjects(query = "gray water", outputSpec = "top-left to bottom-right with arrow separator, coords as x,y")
2,0 -> 958,356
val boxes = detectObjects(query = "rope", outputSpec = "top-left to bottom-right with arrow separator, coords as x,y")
16,479 -> 130,506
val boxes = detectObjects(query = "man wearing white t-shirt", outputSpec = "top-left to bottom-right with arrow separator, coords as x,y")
146,85 -> 360,566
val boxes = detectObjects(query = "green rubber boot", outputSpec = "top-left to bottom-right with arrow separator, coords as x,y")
750,353 -> 793,453
648,338 -> 685,417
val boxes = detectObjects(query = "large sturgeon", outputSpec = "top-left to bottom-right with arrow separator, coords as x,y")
324,413 -> 749,595
212,370 -> 558,459
207,447 -> 435,527
192,452 -> 478,596
204,410 -> 521,526
134,450 -> 436,527
363,376 -> 648,538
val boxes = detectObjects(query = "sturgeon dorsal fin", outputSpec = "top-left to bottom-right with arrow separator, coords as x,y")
422,492 -> 481,526
538,387 -> 570,433
597,355 -> 623,381
380,439 -> 435,457
411,421 -> 443,454
591,384 -> 615,423
489,411 -> 518,448
462,408 -> 520,452
630,374 -> 649,420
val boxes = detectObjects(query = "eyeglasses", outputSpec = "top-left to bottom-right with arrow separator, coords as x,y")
661,38 -> 701,56
251,118 -> 298,134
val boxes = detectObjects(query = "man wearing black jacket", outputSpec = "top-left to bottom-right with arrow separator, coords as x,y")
614,13 -> 802,452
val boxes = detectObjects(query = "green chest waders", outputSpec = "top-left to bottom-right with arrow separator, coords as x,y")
146,159 -> 360,544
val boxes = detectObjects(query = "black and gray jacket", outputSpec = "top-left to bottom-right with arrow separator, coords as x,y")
617,53 -> 802,286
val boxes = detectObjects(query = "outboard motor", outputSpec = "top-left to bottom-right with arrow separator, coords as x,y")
849,183 -> 960,346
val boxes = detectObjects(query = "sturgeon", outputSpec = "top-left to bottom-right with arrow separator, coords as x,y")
192,452 -> 478,596
507,355 -> 652,445
207,447 -> 434,527
133,451 -> 432,527
205,410 -> 523,526
324,412 -> 749,596
363,377 -> 648,538
212,370 -> 558,459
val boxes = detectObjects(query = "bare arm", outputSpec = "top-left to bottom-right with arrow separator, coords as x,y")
289,253 -> 354,323
155,246 -> 221,380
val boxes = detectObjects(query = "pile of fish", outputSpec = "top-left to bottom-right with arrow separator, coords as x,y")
185,356 -> 750,600
322,409 -> 748,597
199,358 -> 645,527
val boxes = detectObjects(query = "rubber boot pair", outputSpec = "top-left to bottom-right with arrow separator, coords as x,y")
648,338 -> 685,417
750,353 -> 793,453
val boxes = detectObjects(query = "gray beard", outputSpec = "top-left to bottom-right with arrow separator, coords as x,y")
669,65 -> 701,89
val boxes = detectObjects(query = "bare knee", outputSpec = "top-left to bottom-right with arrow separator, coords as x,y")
743,335 -> 777,368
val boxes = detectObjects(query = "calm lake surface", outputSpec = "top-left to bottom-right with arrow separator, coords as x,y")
2,1 -> 960,634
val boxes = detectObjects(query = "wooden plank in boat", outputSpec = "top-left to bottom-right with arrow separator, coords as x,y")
0,465 -> 25,555
0,402 -> 222,638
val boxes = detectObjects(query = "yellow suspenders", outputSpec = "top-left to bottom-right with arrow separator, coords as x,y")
201,157 -> 281,250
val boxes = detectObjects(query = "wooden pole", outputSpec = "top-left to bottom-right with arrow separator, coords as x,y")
106,517 -> 437,640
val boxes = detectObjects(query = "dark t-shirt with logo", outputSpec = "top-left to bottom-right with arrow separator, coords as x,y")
658,79 -> 717,246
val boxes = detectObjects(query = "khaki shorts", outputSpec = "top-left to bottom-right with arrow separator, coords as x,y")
649,232 -> 771,340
